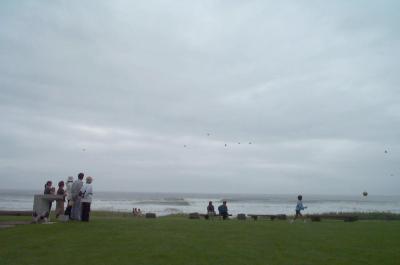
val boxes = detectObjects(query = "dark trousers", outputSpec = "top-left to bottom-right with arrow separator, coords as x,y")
294,210 -> 302,219
48,202 -> 53,214
64,200 -> 72,217
220,212 -> 228,220
81,202 -> 91,222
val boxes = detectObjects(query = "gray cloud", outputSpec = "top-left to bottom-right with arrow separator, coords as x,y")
0,1 -> 399,194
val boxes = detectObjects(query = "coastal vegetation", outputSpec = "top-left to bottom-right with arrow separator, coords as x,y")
316,211 -> 400,220
1,212 -> 399,265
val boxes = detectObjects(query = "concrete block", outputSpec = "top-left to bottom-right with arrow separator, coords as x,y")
237,213 -> 246,220
145,213 -> 156,218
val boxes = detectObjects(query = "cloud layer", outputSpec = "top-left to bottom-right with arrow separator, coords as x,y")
1,1 -> 399,194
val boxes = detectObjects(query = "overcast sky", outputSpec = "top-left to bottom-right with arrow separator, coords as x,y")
0,1 -> 399,195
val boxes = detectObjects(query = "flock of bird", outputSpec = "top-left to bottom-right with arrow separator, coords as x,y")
79,134 -> 395,198
183,133 -> 252,148
363,149 -> 393,197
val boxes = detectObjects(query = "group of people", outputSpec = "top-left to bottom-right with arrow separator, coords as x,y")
132,208 -> 142,216
41,180 -> 306,222
206,200 -> 229,219
43,172 -> 94,222
205,195 -> 307,222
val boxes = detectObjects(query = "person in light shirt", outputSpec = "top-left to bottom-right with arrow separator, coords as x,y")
80,176 -> 94,222
64,176 -> 74,218
70,172 -> 84,220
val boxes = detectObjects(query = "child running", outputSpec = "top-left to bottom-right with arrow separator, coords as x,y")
291,195 -> 307,223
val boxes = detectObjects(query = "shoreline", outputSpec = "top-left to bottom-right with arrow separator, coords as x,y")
2,191 -> 400,215
90,210 -> 400,220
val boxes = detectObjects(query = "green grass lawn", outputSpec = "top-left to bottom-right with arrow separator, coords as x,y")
1,214 -> 399,265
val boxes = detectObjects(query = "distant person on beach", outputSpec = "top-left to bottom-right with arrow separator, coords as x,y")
207,201 -> 215,216
55,181 -> 65,218
80,176 -> 94,222
132,208 -> 142,217
70,172 -> 84,220
64,176 -> 74,218
291,195 -> 307,223
218,201 -> 229,220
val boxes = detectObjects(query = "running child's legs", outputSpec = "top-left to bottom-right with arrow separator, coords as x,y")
294,210 -> 302,220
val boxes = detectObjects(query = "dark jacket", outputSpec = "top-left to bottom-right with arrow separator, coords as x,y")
218,204 -> 228,215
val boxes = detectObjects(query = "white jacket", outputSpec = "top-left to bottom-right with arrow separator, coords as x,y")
71,179 -> 83,200
66,181 -> 73,200
80,183 -> 93,203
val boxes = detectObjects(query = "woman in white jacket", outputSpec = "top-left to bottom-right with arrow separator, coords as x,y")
64,176 -> 74,218
80,176 -> 93,222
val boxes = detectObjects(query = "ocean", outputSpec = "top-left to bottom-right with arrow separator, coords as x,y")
0,190 -> 399,216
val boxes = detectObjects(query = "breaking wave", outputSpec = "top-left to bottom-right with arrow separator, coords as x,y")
137,198 -> 190,206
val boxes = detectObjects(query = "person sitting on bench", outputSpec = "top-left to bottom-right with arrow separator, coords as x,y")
218,201 -> 229,220
206,201 -> 216,218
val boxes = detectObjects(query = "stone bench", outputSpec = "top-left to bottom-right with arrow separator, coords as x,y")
192,213 -> 232,220
237,213 -> 246,220
248,214 -> 287,221
189,212 -> 201,219
145,213 -> 157,218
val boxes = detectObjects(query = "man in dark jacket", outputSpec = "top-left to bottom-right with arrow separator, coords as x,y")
218,201 -> 229,220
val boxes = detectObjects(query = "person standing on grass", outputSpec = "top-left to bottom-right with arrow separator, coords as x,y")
55,181 -> 66,218
218,201 -> 229,220
43,181 -> 55,212
291,195 -> 307,223
43,181 -> 53,195
80,176 -> 93,222
207,201 -> 216,216
70,172 -> 84,220
64,176 -> 74,218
